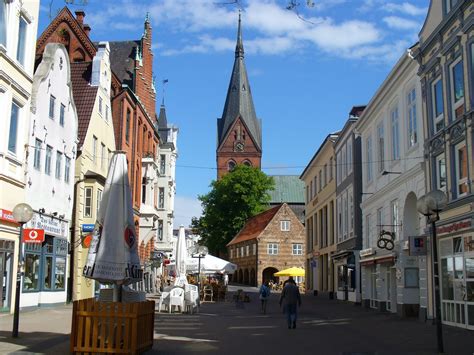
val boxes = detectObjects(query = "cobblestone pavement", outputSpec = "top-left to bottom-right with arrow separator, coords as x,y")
0,285 -> 473,354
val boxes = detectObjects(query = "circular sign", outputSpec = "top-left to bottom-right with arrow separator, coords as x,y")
29,230 -> 38,240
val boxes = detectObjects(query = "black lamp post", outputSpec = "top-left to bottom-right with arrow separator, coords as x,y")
417,190 -> 447,354
192,245 -> 208,304
11,203 -> 33,338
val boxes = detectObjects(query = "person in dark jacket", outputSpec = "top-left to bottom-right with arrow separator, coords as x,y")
279,277 -> 301,329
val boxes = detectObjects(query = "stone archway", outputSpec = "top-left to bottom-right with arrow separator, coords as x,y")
243,269 -> 249,285
250,268 -> 256,286
262,267 -> 279,284
238,269 -> 243,284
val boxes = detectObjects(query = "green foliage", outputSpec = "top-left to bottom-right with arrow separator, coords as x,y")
191,165 -> 274,255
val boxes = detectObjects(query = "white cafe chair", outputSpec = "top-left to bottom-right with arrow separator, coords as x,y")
158,291 -> 170,312
169,287 -> 185,313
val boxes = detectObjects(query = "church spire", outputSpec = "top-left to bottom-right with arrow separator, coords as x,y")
217,12 -> 262,163
235,10 -> 244,58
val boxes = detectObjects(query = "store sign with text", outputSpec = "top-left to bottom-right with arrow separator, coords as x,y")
23,229 -> 45,244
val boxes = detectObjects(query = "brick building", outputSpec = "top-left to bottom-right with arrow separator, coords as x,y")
216,14 -> 262,179
36,8 -> 161,264
227,204 -> 305,287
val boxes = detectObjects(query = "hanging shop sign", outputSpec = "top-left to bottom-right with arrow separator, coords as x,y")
0,208 -> 18,225
81,224 -> 95,233
23,229 -> 45,244
360,248 -> 376,258
27,214 -> 67,237
436,219 -> 471,235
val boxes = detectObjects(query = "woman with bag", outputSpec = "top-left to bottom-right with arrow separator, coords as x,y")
259,281 -> 271,314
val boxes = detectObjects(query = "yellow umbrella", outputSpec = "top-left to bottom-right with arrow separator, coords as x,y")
274,267 -> 305,277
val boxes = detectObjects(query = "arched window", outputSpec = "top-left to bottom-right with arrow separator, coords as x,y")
228,160 -> 236,171
243,160 -> 252,167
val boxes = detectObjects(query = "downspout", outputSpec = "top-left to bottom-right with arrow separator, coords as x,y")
68,176 -> 85,303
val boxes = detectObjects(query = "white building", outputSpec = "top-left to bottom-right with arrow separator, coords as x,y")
154,104 -> 178,258
0,0 -> 40,313
356,51 -> 427,318
23,43 -> 78,308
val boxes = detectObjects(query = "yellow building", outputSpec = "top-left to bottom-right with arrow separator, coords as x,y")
70,43 -> 116,300
300,133 -> 338,297
0,0 -> 40,312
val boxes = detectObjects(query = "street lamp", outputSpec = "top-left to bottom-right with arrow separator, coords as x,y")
416,190 -> 447,354
11,203 -> 33,338
192,245 -> 208,304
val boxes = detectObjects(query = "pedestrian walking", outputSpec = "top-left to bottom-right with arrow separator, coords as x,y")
279,276 -> 301,329
259,281 -> 271,314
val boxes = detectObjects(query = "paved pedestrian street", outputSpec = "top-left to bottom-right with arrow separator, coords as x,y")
0,286 -> 473,354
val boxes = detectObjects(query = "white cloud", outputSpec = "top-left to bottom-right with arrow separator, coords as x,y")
347,39 -> 411,63
383,16 -> 420,30
384,2 -> 428,16
174,195 -> 202,228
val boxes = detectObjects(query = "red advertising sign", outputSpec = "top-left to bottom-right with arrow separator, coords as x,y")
0,208 -> 19,225
23,229 -> 45,244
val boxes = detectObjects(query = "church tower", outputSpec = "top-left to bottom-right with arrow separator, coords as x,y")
216,13 -> 262,179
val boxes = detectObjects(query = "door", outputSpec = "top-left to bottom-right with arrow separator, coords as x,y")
386,270 -> 392,311
370,267 -> 377,308
386,268 -> 397,313
0,252 -> 4,308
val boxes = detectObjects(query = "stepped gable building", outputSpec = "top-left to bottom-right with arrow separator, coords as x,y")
216,13 -> 262,179
227,203 -> 305,287
37,8 -> 161,267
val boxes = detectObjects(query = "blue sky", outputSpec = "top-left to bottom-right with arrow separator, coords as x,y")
38,0 -> 428,227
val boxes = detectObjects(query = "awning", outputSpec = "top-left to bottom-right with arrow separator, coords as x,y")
360,254 -> 395,266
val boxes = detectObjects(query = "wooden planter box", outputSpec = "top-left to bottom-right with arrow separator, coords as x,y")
70,298 -> 155,354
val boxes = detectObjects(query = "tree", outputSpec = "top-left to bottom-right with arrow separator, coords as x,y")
191,165 -> 274,255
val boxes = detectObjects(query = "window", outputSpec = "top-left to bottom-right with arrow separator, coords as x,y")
366,136 -> 373,183
228,161 -> 236,171
55,151 -> 62,179
435,154 -> 446,192
329,157 -> 333,180
336,151 -> 341,185
451,59 -> 465,119
318,170 -> 322,191
65,157 -> 71,183
108,149 -> 112,169
0,2 -> 6,46
432,78 -> 444,133
253,244 -> 256,255
157,220 -> 163,240
160,154 -> 166,175
454,142 -> 468,197
391,200 -> 399,239
445,0 -> 459,14
349,191 -> 354,233
377,123 -> 384,173
49,95 -> 55,119
246,245 -> 249,256
84,187 -> 93,217
347,140 -> 353,174
240,247 -> 244,258
125,109 -> 131,143
323,164 -> 327,186
96,189 -> 102,217
281,220 -> 290,231
391,106 -> 400,160
159,187 -> 165,208
45,146 -> 52,175
343,192 -> 348,238
267,243 -> 278,255
34,139 -> 42,170
98,96 -> 103,115
337,197 -> 342,242
23,237 -> 67,292
365,214 -> 371,248
342,145 -> 346,179
310,180 -> 313,200
16,15 -> 27,66
92,136 -> 97,164
292,244 -> 303,255
8,102 -> 20,154
105,105 -> 109,122
377,207 -> 383,235
59,103 -> 65,126
407,88 -> 417,147
101,143 -> 105,170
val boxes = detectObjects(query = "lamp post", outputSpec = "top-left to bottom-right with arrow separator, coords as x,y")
11,203 -> 33,338
417,190 -> 447,354
192,246 -> 208,304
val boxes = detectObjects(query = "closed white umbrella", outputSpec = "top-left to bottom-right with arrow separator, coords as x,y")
83,151 -> 142,301
174,225 -> 188,287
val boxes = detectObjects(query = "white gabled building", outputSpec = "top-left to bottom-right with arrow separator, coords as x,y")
0,0 -> 40,313
155,104 -> 178,259
356,51 -> 427,318
23,43 -> 78,308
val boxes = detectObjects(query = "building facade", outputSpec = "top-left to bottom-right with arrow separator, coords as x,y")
227,204 -> 305,287
300,134 -> 338,297
23,43 -> 78,308
333,106 -> 364,303
216,14 -> 262,179
0,0 -> 40,312
357,52 -> 426,317
414,0 -> 474,329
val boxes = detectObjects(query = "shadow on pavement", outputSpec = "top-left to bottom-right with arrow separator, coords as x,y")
0,330 -> 70,354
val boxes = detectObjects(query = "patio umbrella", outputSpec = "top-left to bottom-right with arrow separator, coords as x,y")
274,267 -> 305,277
83,151 -> 142,301
186,254 -> 237,275
174,225 -> 188,287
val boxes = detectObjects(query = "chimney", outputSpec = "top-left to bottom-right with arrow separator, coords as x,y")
83,24 -> 91,37
75,10 -> 85,25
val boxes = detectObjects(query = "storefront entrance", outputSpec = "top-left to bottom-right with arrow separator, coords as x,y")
439,236 -> 474,329
0,240 -> 14,311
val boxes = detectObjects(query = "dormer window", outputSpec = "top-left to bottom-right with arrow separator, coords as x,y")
445,0 -> 459,14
